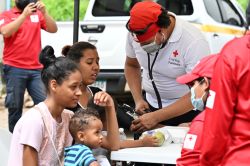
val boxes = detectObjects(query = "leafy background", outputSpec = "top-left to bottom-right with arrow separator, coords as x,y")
42,0 -> 89,21
8,0 -> 250,21
9,0 -> 249,21
45,0 -> 249,21
237,0 -> 249,11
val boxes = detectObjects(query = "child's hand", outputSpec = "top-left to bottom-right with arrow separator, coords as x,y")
141,135 -> 159,147
93,91 -> 114,108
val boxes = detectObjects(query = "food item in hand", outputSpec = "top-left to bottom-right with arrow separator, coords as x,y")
154,131 -> 165,146
140,130 -> 167,146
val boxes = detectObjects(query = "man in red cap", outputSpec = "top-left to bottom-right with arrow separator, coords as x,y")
125,1 -> 210,132
175,54 -> 218,166
200,35 -> 250,165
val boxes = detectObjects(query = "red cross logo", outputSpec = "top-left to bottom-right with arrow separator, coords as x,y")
208,92 -> 211,98
173,50 -> 179,57
189,136 -> 193,141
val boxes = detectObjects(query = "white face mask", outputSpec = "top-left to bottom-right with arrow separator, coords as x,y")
190,81 -> 207,111
141,33 -> 165,54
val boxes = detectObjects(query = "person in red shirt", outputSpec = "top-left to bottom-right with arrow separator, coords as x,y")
0,0 -> 57,132
174,54 -> 218,166
200,34 -> 250,165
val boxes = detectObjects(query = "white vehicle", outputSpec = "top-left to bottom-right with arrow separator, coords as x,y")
42,0 -> 247,103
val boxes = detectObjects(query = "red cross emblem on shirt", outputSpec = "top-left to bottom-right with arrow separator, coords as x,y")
208,92 -> 211,98
173,50 -> 179,57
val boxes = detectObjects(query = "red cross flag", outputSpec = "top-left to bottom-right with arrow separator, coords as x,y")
183,134 -> 197,150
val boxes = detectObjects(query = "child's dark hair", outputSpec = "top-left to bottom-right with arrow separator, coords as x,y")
39,45 -> 80,92
62,42 -> 96,63
69,108 -> 101,139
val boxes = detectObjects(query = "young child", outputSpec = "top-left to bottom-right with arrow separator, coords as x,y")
64,108 -> 102,166
65,90 -> 118,166
8,45 -> 82,165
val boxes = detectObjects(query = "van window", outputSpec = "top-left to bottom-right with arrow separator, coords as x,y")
218,0 -> 243,26
204,0 -> 243,27
158,0 -> 193,15
204,0 -> 222,22
92,0 -> 193,16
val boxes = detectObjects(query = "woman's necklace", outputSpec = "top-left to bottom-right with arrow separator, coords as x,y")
78,86 -> 93,110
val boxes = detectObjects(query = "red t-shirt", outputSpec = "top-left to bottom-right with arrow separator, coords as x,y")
176,111 -> 205,166
201,35 -> 250,166
0,7 -> 47,69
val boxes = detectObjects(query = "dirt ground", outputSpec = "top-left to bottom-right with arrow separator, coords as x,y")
0,94 -> 31,130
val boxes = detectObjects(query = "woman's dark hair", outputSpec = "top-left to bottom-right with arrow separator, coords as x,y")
196,77 -> 206,83
62,42 -> 96,63
156,8 -> 171,29
39,45 -> 80,92
187,77 -> 206,88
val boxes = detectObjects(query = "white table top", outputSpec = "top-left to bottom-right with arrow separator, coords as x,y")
111,126 -> 189,164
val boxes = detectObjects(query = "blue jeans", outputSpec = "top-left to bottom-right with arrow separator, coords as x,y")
3,65 -> 46,132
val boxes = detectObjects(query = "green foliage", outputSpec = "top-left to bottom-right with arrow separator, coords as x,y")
237,0 -> 248,10
43,0 -> 89,21
10,0 -> 89,21
42,0 -> 248,21
10,0 -> 248,21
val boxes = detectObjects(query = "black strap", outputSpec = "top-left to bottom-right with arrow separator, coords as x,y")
147,51 -> 162,109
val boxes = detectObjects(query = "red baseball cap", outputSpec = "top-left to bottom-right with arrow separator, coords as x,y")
128,1 -> 162,42
177,54 -> 219,84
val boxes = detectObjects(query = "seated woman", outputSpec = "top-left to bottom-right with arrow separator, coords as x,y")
8,46 -> 83,165
63,42 -> 159,165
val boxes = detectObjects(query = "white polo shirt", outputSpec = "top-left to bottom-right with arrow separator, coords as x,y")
126,15 -> 210,108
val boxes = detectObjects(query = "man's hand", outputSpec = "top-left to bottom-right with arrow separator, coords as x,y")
22,3 -> 37,17
135,99 -> 150,115
130,111 -> 159,132
35,0 -> 46,14
34,0 -> 57,33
